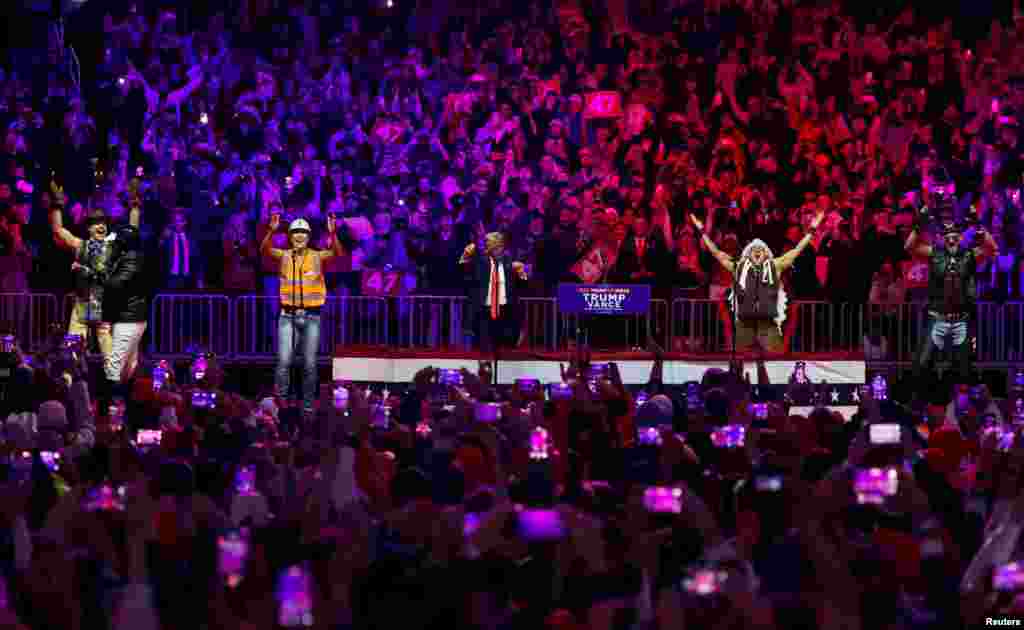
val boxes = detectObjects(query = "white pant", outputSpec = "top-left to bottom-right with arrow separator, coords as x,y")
105,322 -> 147,383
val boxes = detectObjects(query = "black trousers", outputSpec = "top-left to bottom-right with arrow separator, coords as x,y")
476,306 -> 516,355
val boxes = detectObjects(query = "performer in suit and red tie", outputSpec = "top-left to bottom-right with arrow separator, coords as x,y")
460,232 -> 529,354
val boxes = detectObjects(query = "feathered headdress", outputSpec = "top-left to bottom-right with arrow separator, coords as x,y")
729,239 -> 788,334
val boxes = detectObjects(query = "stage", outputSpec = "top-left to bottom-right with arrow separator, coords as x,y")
331,348 -> 865,385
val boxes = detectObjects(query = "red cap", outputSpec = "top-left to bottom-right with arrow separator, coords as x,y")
874,528 -> 921,581
546,609 -> 580,630
929,427 -> 972,462
923,448 -> 959,475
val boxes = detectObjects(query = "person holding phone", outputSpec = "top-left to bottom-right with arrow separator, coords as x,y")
261,211 -> 345,417
691,210 -> 825,355
906,214 -> 998,390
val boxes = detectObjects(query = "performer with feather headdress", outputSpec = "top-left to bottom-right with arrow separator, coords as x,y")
690,211 -> 825,354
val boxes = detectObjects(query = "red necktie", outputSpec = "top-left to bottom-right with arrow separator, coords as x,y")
637,238 -> 645,260
490,257 -> 499,320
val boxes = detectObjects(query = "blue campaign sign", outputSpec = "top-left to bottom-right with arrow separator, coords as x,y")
557,283 -> 651,315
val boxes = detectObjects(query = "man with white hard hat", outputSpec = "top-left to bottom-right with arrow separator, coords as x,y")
261,212 -> 345,417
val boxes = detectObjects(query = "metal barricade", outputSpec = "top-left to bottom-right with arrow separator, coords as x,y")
397,295 -> 468,349
992,302 -> 1024,363
670,299 -> 866,355
518,296 -> 671,352
233,294 -> 280,358
670,299 -> 729,353
870,301 -> 1013,365
233,295 -> 391,359
978,301 -> 1012,364
520,297 -> 561,351
148,294 -> 232,358
321,296 -> 390,351
0,293 -> 61,352
786,301 -> 864,354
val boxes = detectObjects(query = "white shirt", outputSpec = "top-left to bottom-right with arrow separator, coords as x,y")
484,257 -> 507,308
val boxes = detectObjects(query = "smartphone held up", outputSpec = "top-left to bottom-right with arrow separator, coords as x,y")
276,564 -> 314,627
218,529 -> 250,588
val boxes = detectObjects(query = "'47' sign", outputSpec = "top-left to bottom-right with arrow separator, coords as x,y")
362,270 -> 417,296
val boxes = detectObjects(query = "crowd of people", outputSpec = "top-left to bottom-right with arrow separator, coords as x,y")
1,0 -> 1023,310
2,0 -> 1024,628
2,335 -> 1024,629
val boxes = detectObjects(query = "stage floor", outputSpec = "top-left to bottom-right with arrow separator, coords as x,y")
332,348 -> 865,385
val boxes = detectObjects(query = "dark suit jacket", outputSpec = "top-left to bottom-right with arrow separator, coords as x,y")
159,231 -> 204,284
612,227 -> 670,283
464,253 -> 524,317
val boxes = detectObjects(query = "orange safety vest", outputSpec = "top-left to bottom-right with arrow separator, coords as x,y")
279,249 -> 326,308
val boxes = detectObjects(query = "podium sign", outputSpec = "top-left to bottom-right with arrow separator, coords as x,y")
557,284 -> 651,315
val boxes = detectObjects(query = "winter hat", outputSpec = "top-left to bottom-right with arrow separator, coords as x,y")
159,406 -> 179,429
37,400 -> 68,431
928,426 -> 972,463
4,415 -> 34,450
635,394 -> 674,428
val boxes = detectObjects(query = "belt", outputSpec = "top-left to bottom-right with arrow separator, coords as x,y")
282,306 -> 320,316
930,311 -> 969,322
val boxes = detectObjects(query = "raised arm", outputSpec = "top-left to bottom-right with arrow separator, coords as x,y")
690,214 -> 735,273
904,227 -> 932,258
319,215 -> 346,261
260,213 -> 286,260
49,181 -> 82,252
775,211 -> 825,273
974,226 -> 999,263
127,178 -> 141,228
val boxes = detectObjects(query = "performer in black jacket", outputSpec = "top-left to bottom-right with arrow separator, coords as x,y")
74,186 -> 148,413
905,212 -> 998,388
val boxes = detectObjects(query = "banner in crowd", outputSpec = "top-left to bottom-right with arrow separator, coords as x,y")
584,91 -> 623,118
558,283 -> 651,315
362,270 -> 417,296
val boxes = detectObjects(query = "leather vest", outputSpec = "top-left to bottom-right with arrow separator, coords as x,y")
928,247 -> 975,314
75,238 -> 112,321
736,262 -> 779,320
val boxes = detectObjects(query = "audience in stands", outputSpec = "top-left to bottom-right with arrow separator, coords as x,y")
1,2 -> 1024,629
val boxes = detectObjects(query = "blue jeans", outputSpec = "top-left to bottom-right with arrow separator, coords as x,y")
914,312 -> 973,387
275,311 -> 321,411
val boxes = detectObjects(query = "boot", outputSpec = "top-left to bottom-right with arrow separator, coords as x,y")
95,378 -> 114,426
110,380 -> 132,431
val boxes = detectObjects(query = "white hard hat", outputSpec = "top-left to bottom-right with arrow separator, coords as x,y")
289,218 -> 311,233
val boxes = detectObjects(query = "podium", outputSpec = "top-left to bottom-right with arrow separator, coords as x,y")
557,283 -> 652,349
